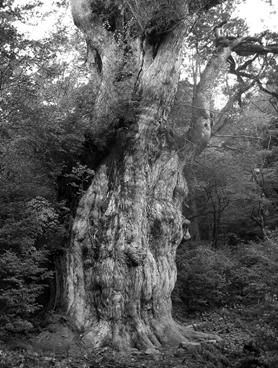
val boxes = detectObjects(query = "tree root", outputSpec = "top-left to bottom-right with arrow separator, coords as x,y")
81,318 -> 221,351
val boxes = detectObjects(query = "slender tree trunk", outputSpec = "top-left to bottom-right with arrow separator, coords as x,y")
65,0 -> 223,350
190,198 -> 201,241
212,206 -> 219,248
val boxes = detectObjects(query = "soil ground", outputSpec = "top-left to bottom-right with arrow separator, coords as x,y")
1,307 -> 273,368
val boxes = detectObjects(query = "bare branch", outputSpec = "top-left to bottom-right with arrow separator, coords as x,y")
237,54 -> 258,72
256,80 -> 278,100
214,134 -> 263,140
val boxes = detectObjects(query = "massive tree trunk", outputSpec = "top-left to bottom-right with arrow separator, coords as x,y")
65,0 -> 223,350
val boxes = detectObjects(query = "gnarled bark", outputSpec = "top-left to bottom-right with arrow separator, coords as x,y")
65,0 -> 224,350
187,46 -> 233,151
185,25 -> 278,154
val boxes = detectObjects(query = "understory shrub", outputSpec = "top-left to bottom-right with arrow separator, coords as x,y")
0,198 -> 59,338
0,248 -> 51,337
174,233 -> 278,365
174,234 -> 278,314
173,242 -> 234,312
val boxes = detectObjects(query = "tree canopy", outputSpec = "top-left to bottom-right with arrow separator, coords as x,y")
1,0 -> 278,366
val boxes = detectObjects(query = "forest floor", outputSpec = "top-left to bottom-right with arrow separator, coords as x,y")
1,306 -> 273,368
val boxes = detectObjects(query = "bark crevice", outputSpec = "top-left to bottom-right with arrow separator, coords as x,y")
66,0 -> 225,350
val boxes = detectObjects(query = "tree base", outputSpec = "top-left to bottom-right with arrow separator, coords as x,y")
81,318 -> 221,350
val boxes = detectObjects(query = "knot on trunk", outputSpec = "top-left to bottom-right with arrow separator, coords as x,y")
125,246 -> 146,266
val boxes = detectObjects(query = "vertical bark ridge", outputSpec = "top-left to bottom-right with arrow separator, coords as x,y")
66,0 -> 223,349
188,46 -> 233,151
66,138 -> 190,348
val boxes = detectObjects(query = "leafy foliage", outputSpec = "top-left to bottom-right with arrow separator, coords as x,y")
0,0 -> 97,336
1,3 -> 278,366
0,248 -> 50,335
174,233 -> 278,316
173,243 -> 233,311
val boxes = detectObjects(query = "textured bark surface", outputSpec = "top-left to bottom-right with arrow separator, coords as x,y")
188,46 -> 233,151
66,146 -> 190,349
65,0 -> 223,350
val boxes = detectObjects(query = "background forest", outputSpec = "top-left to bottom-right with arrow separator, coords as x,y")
1,0 -> 278,367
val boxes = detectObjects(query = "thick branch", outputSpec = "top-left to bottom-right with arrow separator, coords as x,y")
187,23 -> 278,154
189,0 -> 225,13
214,22 -> 278,57
257,80 -> 278,100
187,44 -> 235,151
212,81 -> 255,135
233,41 -> 278,57
228,55 -> 278,102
